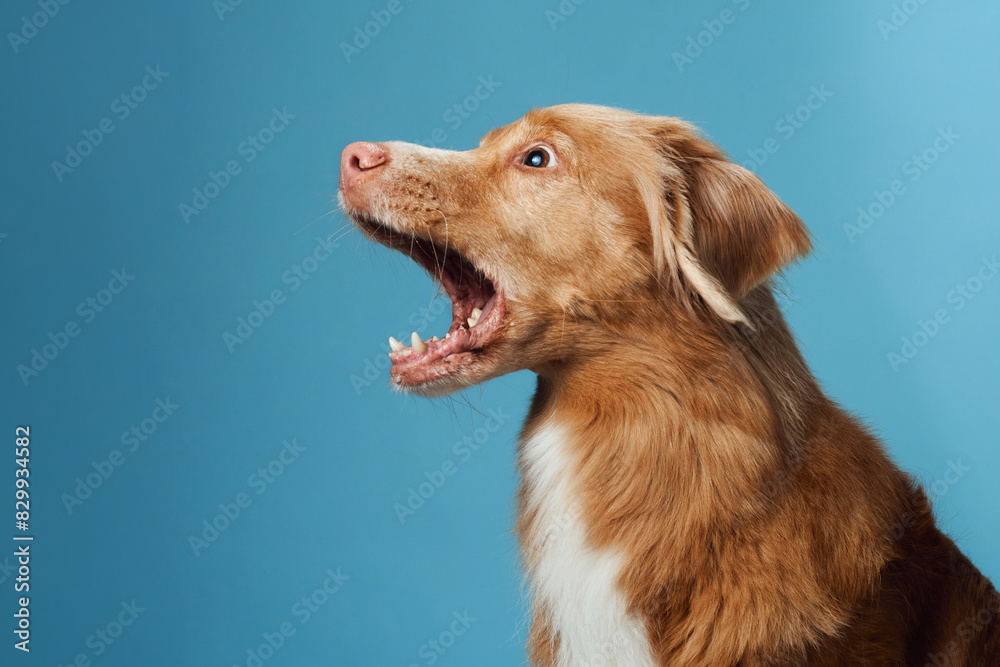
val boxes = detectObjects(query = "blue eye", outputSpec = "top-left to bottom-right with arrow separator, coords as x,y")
523,146 -> 556,168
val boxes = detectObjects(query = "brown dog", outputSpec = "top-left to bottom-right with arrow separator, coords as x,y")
339,104 -> 1000,666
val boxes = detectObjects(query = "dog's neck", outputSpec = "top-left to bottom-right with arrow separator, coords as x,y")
514,287 -> 906,664
522,286 -> 818,509
519,307 -> 801,546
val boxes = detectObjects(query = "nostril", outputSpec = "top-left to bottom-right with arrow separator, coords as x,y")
356,147 -> 386,171
340,142 -> 388,192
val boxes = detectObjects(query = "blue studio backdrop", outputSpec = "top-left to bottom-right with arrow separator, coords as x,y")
1,1 -> 998,665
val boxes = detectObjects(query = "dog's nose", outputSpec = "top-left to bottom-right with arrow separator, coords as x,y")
340,142 -> 388,191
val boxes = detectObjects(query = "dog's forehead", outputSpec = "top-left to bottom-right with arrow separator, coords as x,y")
477,105 -> 655,158
477,111 -> 552,149
477,105 -> 621,149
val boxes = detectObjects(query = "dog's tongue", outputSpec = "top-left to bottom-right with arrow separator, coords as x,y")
479,293 -> 497,321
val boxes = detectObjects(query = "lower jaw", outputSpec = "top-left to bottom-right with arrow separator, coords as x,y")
387,293 -> 505,391
389,351 -> 481,393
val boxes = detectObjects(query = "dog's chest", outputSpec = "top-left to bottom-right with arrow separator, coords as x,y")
520,423 -> 657,667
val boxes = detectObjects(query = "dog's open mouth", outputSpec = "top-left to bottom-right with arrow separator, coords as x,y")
351,214 -> 506,389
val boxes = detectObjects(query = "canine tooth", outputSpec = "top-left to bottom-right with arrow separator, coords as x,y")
388,336 -> 404,352
411,332 -> 427,353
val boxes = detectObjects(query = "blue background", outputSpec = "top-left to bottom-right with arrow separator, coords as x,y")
1,1 -> 998,665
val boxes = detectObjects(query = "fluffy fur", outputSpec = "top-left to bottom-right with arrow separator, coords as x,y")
340,104 -> 1000,666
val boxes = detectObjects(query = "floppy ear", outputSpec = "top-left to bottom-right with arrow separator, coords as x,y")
683,159 -> 811,300
647,122 -> 812,324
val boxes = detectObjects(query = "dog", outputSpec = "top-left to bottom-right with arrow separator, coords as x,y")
339,104 -> 1000,666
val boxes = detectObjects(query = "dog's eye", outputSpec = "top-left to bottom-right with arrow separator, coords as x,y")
523,146 -> 556,168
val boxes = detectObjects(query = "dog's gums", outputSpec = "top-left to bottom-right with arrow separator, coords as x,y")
347,211 -> 505,389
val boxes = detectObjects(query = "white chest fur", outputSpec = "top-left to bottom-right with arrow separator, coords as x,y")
520,423 -> 657,667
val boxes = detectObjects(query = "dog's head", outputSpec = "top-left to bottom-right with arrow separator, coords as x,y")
339,104 -> 811,396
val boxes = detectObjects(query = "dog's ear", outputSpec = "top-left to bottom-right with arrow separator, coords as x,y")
684,158 -> 811,301
646,121 -> 812,324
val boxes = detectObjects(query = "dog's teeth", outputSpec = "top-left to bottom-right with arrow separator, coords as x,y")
388,336 -> 404,352
411,332 -> 427,353
471,307 -> 482,320
428,336 -> 440,343
444,332 -> 450,339
467,318 -> 477,328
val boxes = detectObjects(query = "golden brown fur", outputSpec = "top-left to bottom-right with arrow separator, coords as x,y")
341,104 -> 1000,666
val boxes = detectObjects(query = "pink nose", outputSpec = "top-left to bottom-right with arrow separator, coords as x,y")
340,141 -> 388,191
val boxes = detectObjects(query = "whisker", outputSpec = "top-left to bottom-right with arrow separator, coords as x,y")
294,209 -> 340,235
327,227 -> 359,246
438,209 -> 450,275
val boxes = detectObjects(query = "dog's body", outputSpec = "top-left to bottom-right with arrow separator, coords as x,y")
340,104 -> 1000,666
